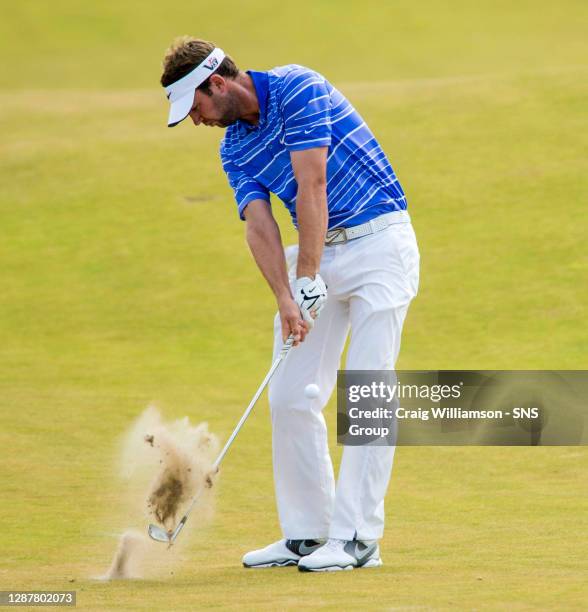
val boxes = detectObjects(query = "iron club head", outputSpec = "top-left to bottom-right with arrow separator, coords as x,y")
148,524 -> 171,544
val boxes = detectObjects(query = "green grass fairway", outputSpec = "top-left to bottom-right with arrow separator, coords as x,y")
1,1 -> 587,609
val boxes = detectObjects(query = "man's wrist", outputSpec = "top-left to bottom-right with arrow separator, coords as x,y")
276,289 -> 294,305
296,264 -> 318,279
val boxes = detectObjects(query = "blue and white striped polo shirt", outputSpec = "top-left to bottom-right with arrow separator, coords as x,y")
220,64 -> 407,229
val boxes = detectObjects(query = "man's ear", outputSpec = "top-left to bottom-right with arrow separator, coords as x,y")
209,73 -> 226,92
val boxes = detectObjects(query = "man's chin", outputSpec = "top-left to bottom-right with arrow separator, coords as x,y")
218,118 -> 238,128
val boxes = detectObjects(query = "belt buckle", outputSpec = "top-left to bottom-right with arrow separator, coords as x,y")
325,228 -> 347,245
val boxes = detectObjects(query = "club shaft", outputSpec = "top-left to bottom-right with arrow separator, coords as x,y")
213,355 -> 282,470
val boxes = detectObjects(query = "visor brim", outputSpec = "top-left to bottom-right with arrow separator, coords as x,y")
167,90 -> 195,127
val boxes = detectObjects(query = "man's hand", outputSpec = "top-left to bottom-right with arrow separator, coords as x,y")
294,274 -> 328,326
278,295 -> 310,345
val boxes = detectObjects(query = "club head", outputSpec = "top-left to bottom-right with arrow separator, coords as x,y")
148,524 -> 171,544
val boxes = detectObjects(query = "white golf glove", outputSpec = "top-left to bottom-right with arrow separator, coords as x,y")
294,274 -> 328,325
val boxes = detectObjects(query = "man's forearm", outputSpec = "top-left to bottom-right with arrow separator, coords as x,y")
246,213 -> 291,303
296,184 -> 328,278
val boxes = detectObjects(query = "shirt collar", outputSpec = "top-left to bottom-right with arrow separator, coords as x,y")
245,69 -> 269,127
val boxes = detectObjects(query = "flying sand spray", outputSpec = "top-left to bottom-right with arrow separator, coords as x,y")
100,407 -> 218,580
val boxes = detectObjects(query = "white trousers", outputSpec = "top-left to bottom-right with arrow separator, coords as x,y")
268,219 -> 420,541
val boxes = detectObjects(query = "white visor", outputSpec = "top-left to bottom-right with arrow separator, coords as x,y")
164,47 -> 225,127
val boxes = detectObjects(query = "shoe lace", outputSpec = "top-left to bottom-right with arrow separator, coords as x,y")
325,538 -> 346,550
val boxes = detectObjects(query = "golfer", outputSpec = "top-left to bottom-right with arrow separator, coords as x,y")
161,37 -> 419,571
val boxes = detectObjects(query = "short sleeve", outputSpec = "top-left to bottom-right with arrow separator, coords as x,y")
221,155 -> 270,220
280,69 -> 332,151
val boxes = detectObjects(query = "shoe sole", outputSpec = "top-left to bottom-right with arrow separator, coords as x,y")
361,558 -> 383,568
243,559 -> 298,569
298,558 -> 383,572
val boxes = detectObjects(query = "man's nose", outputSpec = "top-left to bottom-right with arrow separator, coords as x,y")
190,112 -> 201,126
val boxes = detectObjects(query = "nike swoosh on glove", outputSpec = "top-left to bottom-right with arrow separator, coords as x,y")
294,274 -> 328,325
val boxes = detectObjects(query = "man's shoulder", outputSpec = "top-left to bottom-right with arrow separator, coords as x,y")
268,64 -> 320,77
268,65 -> 332,114
268,64 -> 326,89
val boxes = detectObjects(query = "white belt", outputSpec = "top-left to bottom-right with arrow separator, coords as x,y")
325,210 -> 411,245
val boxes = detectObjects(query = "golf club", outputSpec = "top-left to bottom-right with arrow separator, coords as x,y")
148,334 -> 295,545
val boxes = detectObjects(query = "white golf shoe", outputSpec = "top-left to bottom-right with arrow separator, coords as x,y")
242,539 -> 323,568
298,538 -> 382,572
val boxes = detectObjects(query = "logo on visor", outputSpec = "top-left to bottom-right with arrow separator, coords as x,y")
203,57 -> 219,71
